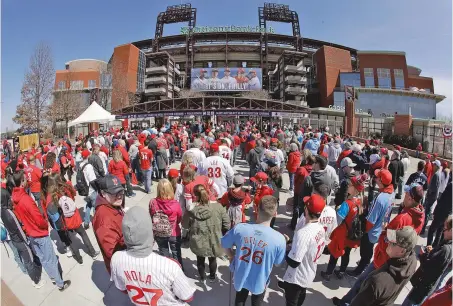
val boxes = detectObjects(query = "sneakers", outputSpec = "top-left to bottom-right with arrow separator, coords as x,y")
33,279 -> 46,289
208,276 -> 217,283
75,257 -> 84,265
277,280 -> 287,292
91,251 -> 100,260
58,280 -> 71,292
65,248 -> 73,258
334,270 -> 345,279
332,297 -> 342,306
320,271 -> 331,281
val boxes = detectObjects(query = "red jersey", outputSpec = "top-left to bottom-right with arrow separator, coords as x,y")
108,160 -> 128,184
25,165 -> 42,193
184,175 -> 216,202
139,148 -> 153,170
233,135 -> 241,148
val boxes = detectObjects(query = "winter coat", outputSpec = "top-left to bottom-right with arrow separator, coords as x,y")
304,138 -> 320,155
156,148 -> 168,170
405,171 -> 428,190
426,170 -> 441,205
286,151 -> 301,173
424,161 -> 433,184
349,151 -> 368,172
92,196 -> 126,274
373,204 -> 425,269
434,181 -> 452,217
294,164 -> 313,195
351,250 -> 417,306
247,146 -> 264,171
89,154 -> 106,178
12,187 -> 48,238
182,201 -> 230,257
149,198 -> 182,237
328,143 -> 342,163
389,159 -> 404,189
301,169 -> 333,198
408,240 -> 452,304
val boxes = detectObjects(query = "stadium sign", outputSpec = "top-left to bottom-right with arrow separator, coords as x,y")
180,25 -> 275,35
191,67 -> 262,92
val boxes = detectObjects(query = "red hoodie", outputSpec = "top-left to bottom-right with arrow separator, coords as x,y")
12,187 -> 48,237
149,198 -> 182,237
92,196 -> 126,275
294,164 -> 313,195
424,161 -> 433,184
287,151 -> 301,173
245,140 -> 256,154
372,204 -> 425,269
337,149 -> 352,168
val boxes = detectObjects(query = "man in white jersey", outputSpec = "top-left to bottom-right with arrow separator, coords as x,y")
111,207 -> 195,306
219,138 -> 233,164
182,138 -> 207,175
278,194 -> 327,306
204,143 -> 234,197
261,138 -> 284,168
295,183 -> 337,244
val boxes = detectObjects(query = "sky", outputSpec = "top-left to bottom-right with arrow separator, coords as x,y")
1,0 -> 452,132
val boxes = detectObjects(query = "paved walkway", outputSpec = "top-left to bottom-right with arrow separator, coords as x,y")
1,156 -> 426,306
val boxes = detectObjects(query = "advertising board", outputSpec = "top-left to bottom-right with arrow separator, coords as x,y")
191,67 -> 262,91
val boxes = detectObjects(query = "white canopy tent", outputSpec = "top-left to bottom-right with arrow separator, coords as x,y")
68,101 -> 116,127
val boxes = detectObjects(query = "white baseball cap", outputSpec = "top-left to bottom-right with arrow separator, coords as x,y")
368,153 -> 380,165
340,157 -> 356,168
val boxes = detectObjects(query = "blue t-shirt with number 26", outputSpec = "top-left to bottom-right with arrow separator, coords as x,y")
221,223 -> 286,294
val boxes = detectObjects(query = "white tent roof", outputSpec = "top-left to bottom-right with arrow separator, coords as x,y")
68,101 -> 116,127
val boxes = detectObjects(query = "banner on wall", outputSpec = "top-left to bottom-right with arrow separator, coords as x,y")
191,67 -> 262,91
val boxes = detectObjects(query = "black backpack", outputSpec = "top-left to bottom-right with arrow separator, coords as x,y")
345,202 -> 366,241
75,164 -> 90,196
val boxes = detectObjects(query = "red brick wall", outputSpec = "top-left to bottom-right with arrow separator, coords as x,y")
315,46 -> 352,107
358,53 -> 408,88
394,114 -> 413,136
111,44 -> 140,112
407,76 -> 434,93
55,70 -> 101,89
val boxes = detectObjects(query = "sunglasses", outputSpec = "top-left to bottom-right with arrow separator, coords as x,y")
105,190 -> 125,199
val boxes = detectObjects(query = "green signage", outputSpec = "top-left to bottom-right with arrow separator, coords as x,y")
180,25 -> 275,35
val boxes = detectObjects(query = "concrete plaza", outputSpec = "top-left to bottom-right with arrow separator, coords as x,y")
1,156 -> 428,306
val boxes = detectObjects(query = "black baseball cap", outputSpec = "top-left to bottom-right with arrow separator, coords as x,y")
95,174 -> 124,194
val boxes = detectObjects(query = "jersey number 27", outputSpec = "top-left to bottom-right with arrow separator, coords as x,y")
126,285 -> 163,306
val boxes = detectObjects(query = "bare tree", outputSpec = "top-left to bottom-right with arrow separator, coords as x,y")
111,57 -> 134,111
96,62 -> 112,110
14,42 -> 55,132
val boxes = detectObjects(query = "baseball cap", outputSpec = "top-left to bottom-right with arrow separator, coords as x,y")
303,194 -> 326,214
374,169 -> 392,186
394,145 -> 402,151
368,153 -> 380,165
168,169 -> 179,179
425,154 -> 431,159
344,142 -> 352,150
351,144 -> 361,153
387,226 -> 418,251
270,138 -> 278,144
96,174 -> 124,194
250,172 -> 268,183
404,183 -> 424,203
233,174 -> 245,185
210,143 -> 219,152
340,157 -> 356,168
432,160 -> 441,168
351,174 -> 368,192
380,147 -> 388,155
265,157 -> 278,167
82,149 -> 90,159
442,161 -> 449,168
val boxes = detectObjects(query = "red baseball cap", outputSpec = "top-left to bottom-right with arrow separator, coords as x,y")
168,169 -> 179,178
351,173 -> 368,192
433,153 -> 438,158
395,145 -> 402,151
250,172 -> 268,183
303,194 -> 326,214
374,169 -> 392,186
426,154 -> 431,159
210,143 -> 219,152
380,147 -> 388,155
82,149 -> 91,159
43,147 -> 49,153
270,138 -> 278,144
442,161 -> 449,169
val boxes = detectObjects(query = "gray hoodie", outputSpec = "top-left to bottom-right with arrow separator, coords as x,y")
328,142 -> 342,163
122,207 -> 154,258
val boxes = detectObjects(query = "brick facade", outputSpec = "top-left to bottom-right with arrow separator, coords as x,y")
394,114 -> 413,136
358,52 -> 408,89
407,76 -> 434,93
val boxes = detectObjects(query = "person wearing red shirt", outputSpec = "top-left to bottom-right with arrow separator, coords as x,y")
12,171 -> 70,291
139,142 -> 154,194
286,143 -> 301,194
25,156 -> 42,203
251,172 -> 274,221
219,174 -> 252,227
117,140 -> 135,198
108,149 -> 129,198
424,154 -> 433,184
182,166 -> 220,212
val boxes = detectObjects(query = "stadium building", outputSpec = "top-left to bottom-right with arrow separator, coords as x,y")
56,3 -> 446,131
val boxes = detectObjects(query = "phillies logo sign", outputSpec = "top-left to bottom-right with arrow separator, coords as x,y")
443,125 -> 452,138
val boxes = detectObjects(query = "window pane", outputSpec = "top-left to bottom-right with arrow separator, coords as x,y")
364,68 -> 373,77
395,78 -> 405,89
365,76 -> 375,87
88,80 -> 96,88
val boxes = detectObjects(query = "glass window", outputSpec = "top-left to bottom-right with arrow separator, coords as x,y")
377,68 -> 391,88
58,81 -> 66,90
364,68 -> 374,87
394,69 -> 404,89
242,62 -> 247,68
88,80 -> 96,88
70,80 -> 83,90
340,73 -> 361,87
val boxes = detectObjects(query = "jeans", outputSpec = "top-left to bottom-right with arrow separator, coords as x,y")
326,247 -> 352,274
281,281 -> 307,306
196,256 -> 217,279
5,240 -> 27,274
290,193 -> 301,230
235,288 -> 265,306
11,240 -> 42,284
416,151 -> 420,158
125,173 -> 134,196
427,214 -> 445,247
288,172 -> 295,191
132,157 -> 142,183
232,148 -> 237,166
154,236 -> 183,269
342,263 -> 376,304
397,178 -> 404,197
422,197 -> 437,233
84,191 -> 97,226
57,226 -> 97,261
152,160 -> 159,179
141,169 -> 152,193
355,234 -> 374,274
31,192 -> 41,204
29,236 -> 64,288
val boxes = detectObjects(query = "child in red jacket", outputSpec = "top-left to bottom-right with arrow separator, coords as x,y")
286,143 -> 301,195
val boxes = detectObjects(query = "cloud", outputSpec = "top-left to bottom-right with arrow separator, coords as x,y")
434,76 -> 452,119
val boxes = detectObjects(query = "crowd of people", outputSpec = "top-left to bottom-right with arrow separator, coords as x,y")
1,121 -> 452,306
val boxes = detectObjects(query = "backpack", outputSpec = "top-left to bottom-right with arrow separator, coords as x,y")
151,201 -> 172,238
345,201 -> 366,241
228,205 -> 243,228
75,163 -> 90,196
58,196 -> 76,218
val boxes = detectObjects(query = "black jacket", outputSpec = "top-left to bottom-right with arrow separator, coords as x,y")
389,159 -> 404,189
334,172 -> 356,208
349,151 -> 368,172
302,169 -> 332,199
408,240 -> 452,303
405,171 -> 428,190
351,250 -> 417,306
434,181 -> 452,217
1,187 -> 28,243
247,147 -> 264,171
148,139 -> 157,156
88,154 -> 105,178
